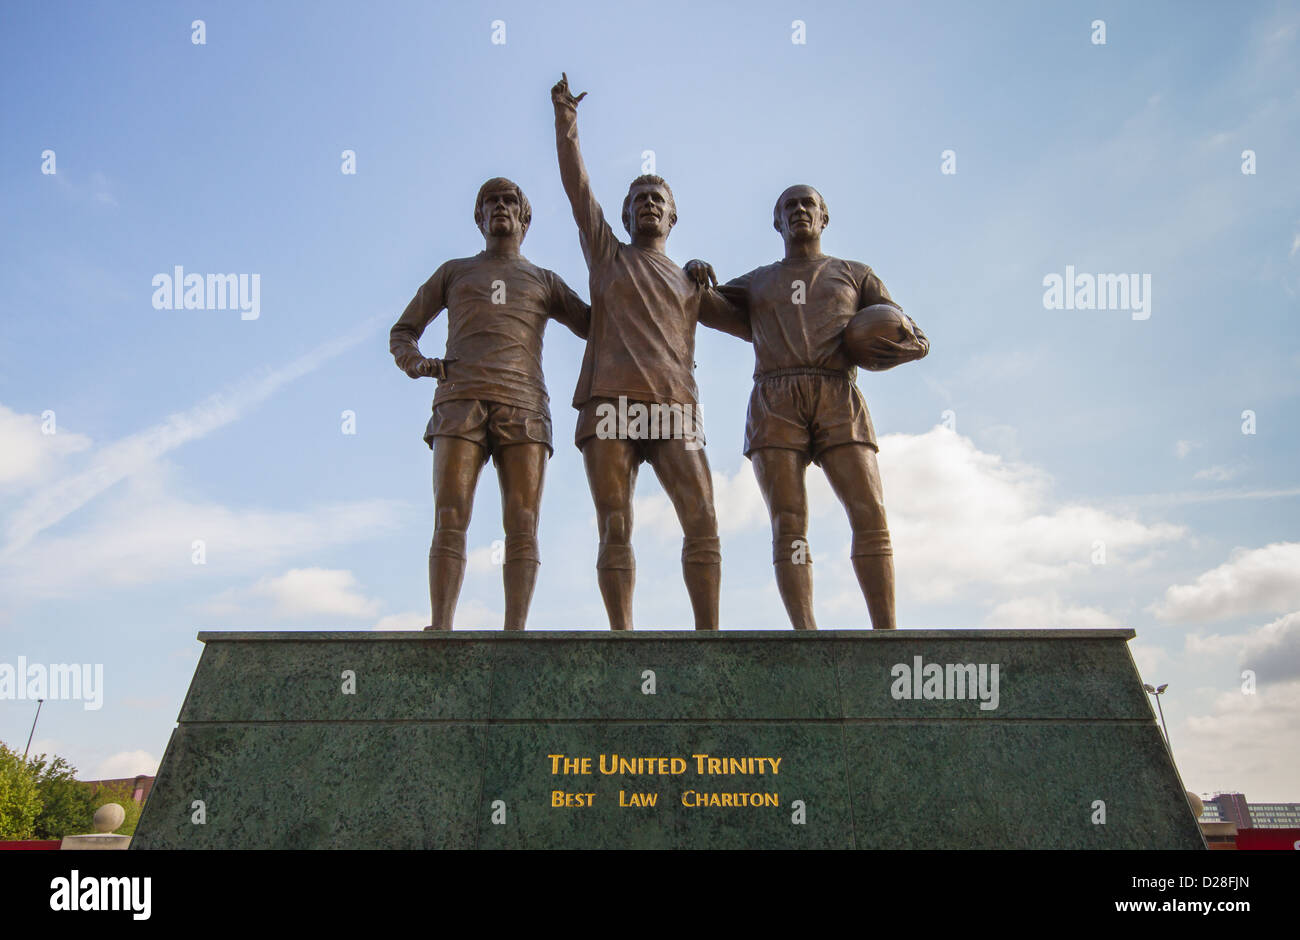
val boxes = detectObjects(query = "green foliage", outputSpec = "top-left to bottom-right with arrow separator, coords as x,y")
90,782 -> 144,836
0,742 -> 41,840
1,742 -> 147,840
29,753 -> 94,839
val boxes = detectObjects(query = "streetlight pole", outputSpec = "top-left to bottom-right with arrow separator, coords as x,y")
23,698 -> 45,761
1143,683 -> 1170,749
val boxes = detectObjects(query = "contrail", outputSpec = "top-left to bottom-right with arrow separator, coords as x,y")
1105,487 -> 1300,511
2,314 -> 387,558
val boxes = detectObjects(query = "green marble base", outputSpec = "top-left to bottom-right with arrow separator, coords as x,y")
131,630 -> 1204,850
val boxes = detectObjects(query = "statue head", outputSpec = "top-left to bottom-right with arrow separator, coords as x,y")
773,184 -> 829,243
621,175 -> 677,239
475,177 -> 531,242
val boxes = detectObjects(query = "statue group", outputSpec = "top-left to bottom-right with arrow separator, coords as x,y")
390,75 -> 929,632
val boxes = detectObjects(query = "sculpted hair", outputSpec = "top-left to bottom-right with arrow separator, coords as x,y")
773,186 -> 829,233
475,177 -> 532,237
621,174 -> 677,233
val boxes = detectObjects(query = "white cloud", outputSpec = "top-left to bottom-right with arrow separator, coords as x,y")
983,594 -> 1120,629
1266,17 -> 1297,46
50,167 -> 119,209
1153,542 -> 1300,622
882,429 -> 1183,599
453,599 -> 500,628
1127,640 -> 1169,683
467,543 -> 498,574
204,568 -> 382,623
1,465 -> 406,599
714,465 -> 769,532
633,464 -> 767,538
633,428 -> 1182,605
1186,610 -> 1300,684
1184,632 -> 1244,657
976,424 -> 1024,462
0,405 -> 92,488
1120,486 -> 1300,508
91,750 -> 159,780
1176,682 -> 1300,802
374,610 -> 428,631
88,171 -> 117,207
26,738 -> 64,761
1,317 -> 384,558
1174,440 -> 1197,459
1193,464 -> 1241,482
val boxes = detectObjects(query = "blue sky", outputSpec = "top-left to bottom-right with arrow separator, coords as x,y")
1,1 -> 1298,799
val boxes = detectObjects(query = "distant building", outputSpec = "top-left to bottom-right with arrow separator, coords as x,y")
1200,821 -> 1237,850
81,774 -> 155,804
1199,792 -> 1300,828
1198,801 -> 1224,823
1245,802 -> 1300,828
1203,792 -> 1252,827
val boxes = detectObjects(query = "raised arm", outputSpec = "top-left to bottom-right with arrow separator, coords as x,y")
551,73 -> 617,267
390,263 -> 455,379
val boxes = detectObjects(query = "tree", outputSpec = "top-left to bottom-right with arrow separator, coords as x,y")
0,742 -> 41,840
29,753 -> 94,839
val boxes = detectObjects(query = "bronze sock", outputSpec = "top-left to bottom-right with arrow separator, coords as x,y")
681,536 -> 721,630
850,528 -> 896,630
596,540 -> 635,630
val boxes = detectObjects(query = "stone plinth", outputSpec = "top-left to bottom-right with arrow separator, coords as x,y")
131,630 -> 1205,850
61,834 -> 132,850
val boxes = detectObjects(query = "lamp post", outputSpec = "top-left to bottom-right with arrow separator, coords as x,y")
23,698 -> 45,761
1143,683 -> 1170,749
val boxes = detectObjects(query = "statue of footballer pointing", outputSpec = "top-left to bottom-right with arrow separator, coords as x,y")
551,73 -> 748,631
687,184 -> 929,630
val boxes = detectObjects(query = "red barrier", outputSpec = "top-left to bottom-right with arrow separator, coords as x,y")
1235,828 -> 1300,850
0,840 -> 62,850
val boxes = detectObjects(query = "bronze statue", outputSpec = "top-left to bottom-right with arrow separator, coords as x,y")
551,74 -> 748,631
390,178 -> 591,630
687,185 -> 929,630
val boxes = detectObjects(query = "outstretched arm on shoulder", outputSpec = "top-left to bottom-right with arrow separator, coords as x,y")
686,260 -> 752,342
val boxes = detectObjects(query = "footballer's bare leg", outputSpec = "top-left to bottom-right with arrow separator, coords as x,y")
752,447 -> 817,630
495,443 -> 547,630
583,437 -> 640,630
648,440 -> 721,631
428,435 -> 487,631
820,443 -> 896,630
